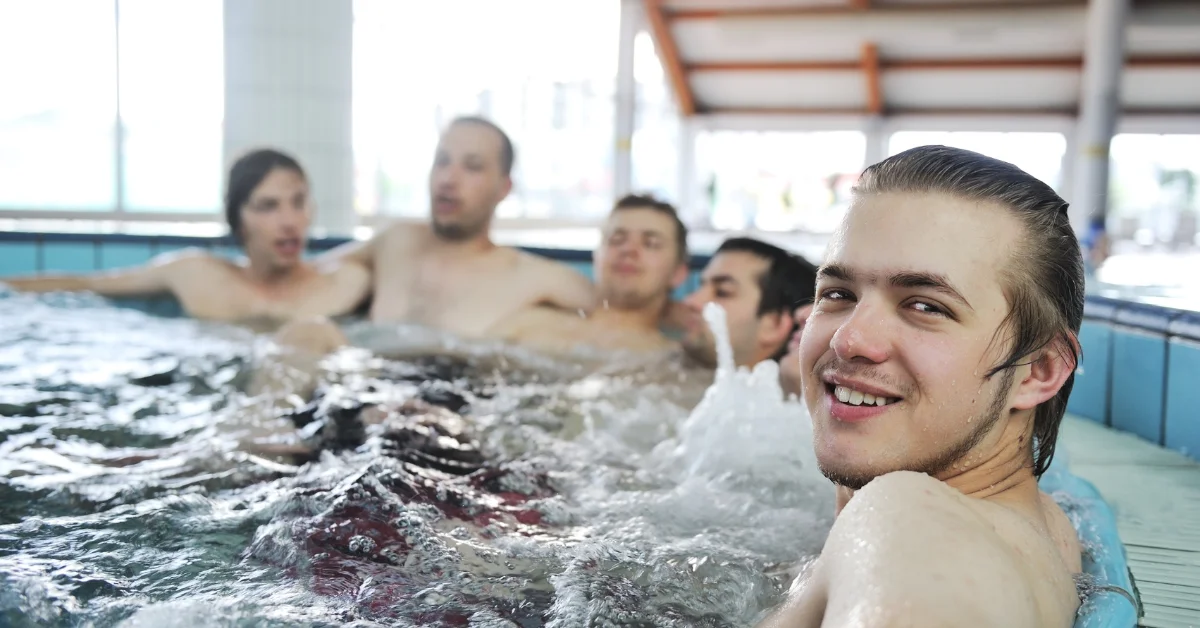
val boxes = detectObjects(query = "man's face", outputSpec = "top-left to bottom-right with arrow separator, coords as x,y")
239,167 -> 310,272
778,303 -> 813,392
428,122 -> 512,241
799,191 -> 1025,489
681,251 -> 781,368
593,207 -> 685,309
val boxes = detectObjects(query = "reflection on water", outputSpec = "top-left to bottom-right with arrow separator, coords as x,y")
0,290 -> 832,627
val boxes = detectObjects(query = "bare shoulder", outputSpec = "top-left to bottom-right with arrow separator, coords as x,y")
152,248 -> 227,277
514,250 -> 595,308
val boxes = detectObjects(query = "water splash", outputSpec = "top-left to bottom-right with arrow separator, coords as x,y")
661,303 -> 821,483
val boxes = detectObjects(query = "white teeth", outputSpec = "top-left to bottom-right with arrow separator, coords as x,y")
833,385 -> 896,407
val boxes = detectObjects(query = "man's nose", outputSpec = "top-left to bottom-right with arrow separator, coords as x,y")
830,300 -> 891,364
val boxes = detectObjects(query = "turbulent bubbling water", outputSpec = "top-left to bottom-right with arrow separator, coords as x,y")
0,290 -> 833,627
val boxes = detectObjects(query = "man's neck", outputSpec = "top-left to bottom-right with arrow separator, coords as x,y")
837,418 -> 1040,514
432,231 -> 496,256
934,418 -> 1040,504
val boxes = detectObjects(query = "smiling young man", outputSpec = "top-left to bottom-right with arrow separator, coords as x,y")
4,149 -> 370,325
486,194 -> 688,354
759,145 -> 1085,628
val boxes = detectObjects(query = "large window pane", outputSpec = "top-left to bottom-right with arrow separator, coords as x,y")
887,131 -> 1067,191
0,1 -> 117,210
696,131 -> 867,233
118,0 -> 223,212
631,31 -> 680,205
1109,134 -> 1200,250
353,0 -> 619,222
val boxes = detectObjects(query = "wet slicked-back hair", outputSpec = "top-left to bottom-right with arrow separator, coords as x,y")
449,115 -> 515,177
854,145 -> 1085,478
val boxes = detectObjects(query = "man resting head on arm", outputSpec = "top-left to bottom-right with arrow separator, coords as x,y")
760,145 -> 1086,628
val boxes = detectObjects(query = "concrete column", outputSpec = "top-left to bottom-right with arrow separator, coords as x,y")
677,116 -> 699,223
863,116 -> 890,167
613,0 -> 641,199
223,0 -> 355,237
1069,0 -> 1130,237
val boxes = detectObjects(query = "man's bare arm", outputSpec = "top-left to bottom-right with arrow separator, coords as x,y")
530,257 -> 596,313
760,472 -> 1048,628
3,249 -> 200,297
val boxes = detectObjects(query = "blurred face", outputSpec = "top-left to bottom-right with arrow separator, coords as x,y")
778,303 -> 813,394
429,122 -> 512,241
800,191 -> 1025,489
239,167 -> 310,272
681,251 -> 789,368
594,207 -> 686,309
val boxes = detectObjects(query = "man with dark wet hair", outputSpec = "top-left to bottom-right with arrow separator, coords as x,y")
486,194 -> 689,354
321,116 -> 595,340
679,238 -> 818,373
760,145 -> 1085,627
4,149 -> 370,324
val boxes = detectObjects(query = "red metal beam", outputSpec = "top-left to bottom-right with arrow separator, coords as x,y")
862,43 -> 883,115
687,56 -> 1200,73
644,0 -> 696,116
665,1 -> 1085,20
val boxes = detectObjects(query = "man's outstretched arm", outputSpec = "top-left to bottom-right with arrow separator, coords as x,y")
760,471 -> 1046,628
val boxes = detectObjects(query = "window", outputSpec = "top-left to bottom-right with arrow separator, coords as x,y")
695,131 -> 867,233
118,0 -> 224,212
1109,134 -> 1200,249
0,1 -> 118,210
353,0 -> 620,222
888,131 -> 1068,192
0,0 -> 223,215
631,31 -> 681,208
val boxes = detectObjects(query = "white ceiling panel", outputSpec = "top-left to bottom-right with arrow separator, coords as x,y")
1122,68 -> 1200,108
671,7 -> 1088,63
691,71 -> 867,109
883,69 -> 1081,109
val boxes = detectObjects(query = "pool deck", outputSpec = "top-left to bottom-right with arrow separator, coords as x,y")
1060,416 -> 1200,628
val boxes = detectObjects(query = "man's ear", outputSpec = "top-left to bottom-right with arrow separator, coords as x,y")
1010,334 -> 1079,411
758,310 -> 794,353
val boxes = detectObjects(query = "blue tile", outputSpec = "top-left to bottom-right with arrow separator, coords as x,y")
211,246 -> 242,261
1110,326 -> 1167,445
568,261 -> 593,281
0,242 -> 38,277
1068,321 -> 1112,425
100,242 -> 153,270
1164,338 -> 1200,459
42,242 -> 97,273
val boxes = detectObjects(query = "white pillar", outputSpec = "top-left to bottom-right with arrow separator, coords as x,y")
223,0 -> 355,238
863,116 -> 889,167
1069,0 -> 1130,237
613,0 -> 641,199
677,116 -> 699,223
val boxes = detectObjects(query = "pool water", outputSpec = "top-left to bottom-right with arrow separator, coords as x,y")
0,290 -> 834,627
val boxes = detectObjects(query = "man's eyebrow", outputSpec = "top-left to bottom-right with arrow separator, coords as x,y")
817,263 -> 973,310
891,271 -> 973,310
817,263 -> 853,282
